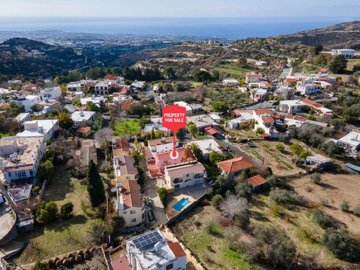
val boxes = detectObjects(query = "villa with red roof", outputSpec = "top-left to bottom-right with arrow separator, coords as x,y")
115,180 -> 144,227
252,109 -> 277,137
217,156 -> 255,178
247,175 -> 269,191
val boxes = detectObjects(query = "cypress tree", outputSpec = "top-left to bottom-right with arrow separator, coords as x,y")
87,160 -> 105,207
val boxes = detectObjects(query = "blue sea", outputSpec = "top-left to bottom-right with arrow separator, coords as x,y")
0,17 -> 353,39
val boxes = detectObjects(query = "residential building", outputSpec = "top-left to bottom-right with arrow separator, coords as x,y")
336,131 -> 360,158
164,161 -> 206,189
115,180 -> 144,227
222,78 -> 239,87
126,230 -> 186,270
191,138 -> 222,158
67,82 -> 84,92
331,49 -> 355,58
71,111 -> 96,125
104,75 -> 124,85
217,156 -> 255,178
284,115 -> 306,128
245,72 -> 267,84
297,82 -> 322,95
16,119 -> 58,141
131,80 -> 146,89
94,81 -> 112,95
279,100 -> 306,114
113,137 -> 130,157
143,117 -> 171,136
247,175 -> 269,191
113,155 -> 138,183
253,109 -> 275,136
41,86 -> 62,100
174,101 -> 202,116
15,113 -> 30,123
187,114 -> 218,130
14,95 -> 41,112
274,86 -> 294,100
0,137 -> 45,184
255,60 -> 268,67
80,96 -> 105,107
148,137 -> 177,154
305,154 -> 334,171
251,88 -> 267,101
152,148 -> 196,175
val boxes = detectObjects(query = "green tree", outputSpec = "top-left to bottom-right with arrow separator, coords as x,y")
276,143 -> 285,152
56,111 -> 74,129
188,144 -> 204,163
36,201 -> 58,224
313,44 -> 323,55
211,194 -> 223,209
32,262 -> 48,270
187,122 -> 198,137
209,151 -> 224,165
158,188 -> 169,207
211,101 -> 229,112
37,159 -> 55,182
60,202 -> 74,219
329,55 -> 348,74
193,70 -> 213,82
87,160 -> 106,207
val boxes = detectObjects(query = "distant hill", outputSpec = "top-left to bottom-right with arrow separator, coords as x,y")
277,21 -> 360,49
0,38 -> 86,78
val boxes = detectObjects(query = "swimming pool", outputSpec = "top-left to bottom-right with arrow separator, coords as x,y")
172,197 -> 190,212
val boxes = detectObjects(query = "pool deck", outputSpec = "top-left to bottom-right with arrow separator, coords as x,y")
166,194 -> 195,219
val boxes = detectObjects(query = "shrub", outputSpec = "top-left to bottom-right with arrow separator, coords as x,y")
256,127 -> 265,134
206,222 -> 222,236
267,176 -> 287,188
276,143 -> 285,152
211,194 -> 223,209
32,262 -> 48,270
322,229 -> 360,262
36,201 -> 58,224
235,182 -> 252,201
234,210 -> 250,229
157,188 -> 169,207
313,209 -> 334,229
310,173 -> 321,184
353,204 -> 360,217
60,202 -> 74,219
253,225 -> 297,268
340,200 -> 350,212
220,195 -> 248,219
269,188 -> 297,205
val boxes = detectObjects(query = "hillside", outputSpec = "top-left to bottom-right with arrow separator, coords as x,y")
278,21 -> 360,49
0,38 -> 86,78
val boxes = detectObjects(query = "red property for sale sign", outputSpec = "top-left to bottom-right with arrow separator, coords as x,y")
162,105 -> 187,159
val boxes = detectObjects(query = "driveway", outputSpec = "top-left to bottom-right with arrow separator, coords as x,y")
143,175 -> 167,228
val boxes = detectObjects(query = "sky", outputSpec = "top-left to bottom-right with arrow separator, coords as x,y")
1,0 -> 360,18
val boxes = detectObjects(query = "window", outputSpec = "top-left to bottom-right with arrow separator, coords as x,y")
173,178 -> 183,184
131,218 -> 137,223
30,171 -> 33,176
130,210 -> 136,215
166,263 -> 173,270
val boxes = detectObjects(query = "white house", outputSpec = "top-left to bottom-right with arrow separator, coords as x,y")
174,101 -> 192,116
94,81 -> 112,95
297,82 -> 322,95
80,96 -> 105,107
115,180 -> 144,227
222,78 -> 239,87
126,230 -> 186,270
336,131 -> 360,158
255,60 -> 268,67
227,110 -> 254,129
71,111 -> 96,125
148,137 -> 177,154
253,109 -> 275,136
187,114 -> 218,130
131,80 -> 146,89
41,86 -> 62,100
15,113 -> 30,123
0,137 -> 45,184
165,161 -> 206,190
331,49 -> 355,58
279,100 -> 306,114
14,95 -> 41,112
191,138 -> 222,158
251,88 -> 267,101
16,120 -> 58,141
67,82 -> 83,92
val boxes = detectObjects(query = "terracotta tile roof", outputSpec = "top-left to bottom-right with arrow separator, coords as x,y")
77,126 -> 91,134
111,255 -> 130,270
122,180 -> 142,209
4,164 -> 33,172
261,117 -> 275,124
120,87 -> 129,95
104,75 -> 119,81
303,98 -> 322,108
231,109 -> 254,117
254,109 -> 274,116
204,127 -> 220,135
168,241 -> 186,258
247,175 -> 267,187
217,157 -> 254,174
148,137 -> 173,147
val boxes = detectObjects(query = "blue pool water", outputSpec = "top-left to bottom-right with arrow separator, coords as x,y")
172,198 -> 190,212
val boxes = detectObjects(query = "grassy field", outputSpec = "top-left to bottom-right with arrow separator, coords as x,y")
173,206 -> 251,270
215,64 -> 254,77
173,196 -> 343,269
347,59 -> 360,72
113,119 -> 141,137
291,173 -> 360,237
240,140 -> 308,176
14,166 -> 93,265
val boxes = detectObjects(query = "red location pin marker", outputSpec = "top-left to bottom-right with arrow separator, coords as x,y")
162,105 -> 187,159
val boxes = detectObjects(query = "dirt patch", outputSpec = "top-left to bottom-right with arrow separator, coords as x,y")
291,173 -> 360,238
